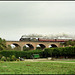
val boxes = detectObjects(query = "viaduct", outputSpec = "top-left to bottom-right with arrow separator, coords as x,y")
6,41 -> 63,51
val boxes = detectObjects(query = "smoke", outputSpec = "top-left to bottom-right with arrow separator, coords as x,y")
21,33 -> 75,39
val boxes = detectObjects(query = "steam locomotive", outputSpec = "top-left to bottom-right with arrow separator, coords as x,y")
19,36 -> 75,42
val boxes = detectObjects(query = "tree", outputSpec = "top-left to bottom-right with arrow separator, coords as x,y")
7,45 -> 12,50
61,40 -> 75,47
0,38 -> 6,50
23,46 -> 30,51
14,46 -> 21,50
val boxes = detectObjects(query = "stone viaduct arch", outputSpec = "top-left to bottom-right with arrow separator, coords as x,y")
6,41 -> 62,51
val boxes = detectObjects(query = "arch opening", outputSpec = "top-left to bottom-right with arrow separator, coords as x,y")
49,44 -> 57,48
38,44 -> 46,49
23,44 -> 34,51
10,43 -> 21,50
13,43 -> 20,47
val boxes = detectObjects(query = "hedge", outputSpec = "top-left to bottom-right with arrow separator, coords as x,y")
0,46 -> 75,59
0,50 -> 43,59
44,46 -> 75,58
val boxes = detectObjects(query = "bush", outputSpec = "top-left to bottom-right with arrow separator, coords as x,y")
7,57 -> 10,61
11,55 -> 17,61
52,48 -> 60,58
23,46 -> 30,51
1,56 -> 6,61
36,47 -> 42,50
43,48 -> 53,58
16,59 -> 19,61
0,54 -> 2,59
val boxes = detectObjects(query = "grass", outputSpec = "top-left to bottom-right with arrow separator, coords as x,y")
0,61 -> 75,74
60,60 -> 75,62
53,59 -> 75,62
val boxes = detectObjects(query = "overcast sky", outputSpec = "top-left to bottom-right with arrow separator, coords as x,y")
0,1 -> 75,40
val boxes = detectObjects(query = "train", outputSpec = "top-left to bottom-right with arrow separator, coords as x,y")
19,36 -> 75,42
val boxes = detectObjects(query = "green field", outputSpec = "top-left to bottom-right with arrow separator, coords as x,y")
0,60 -> 75,74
